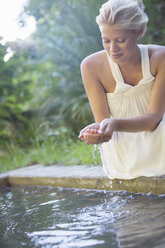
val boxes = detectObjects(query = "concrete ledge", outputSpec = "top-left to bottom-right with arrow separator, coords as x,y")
0,164 -> 165,194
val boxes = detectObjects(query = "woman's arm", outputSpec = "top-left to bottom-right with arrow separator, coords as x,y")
103,46 -> 165,134
80,46 -> 165,144
79,54 -> 112,144
80,54 -> 110,123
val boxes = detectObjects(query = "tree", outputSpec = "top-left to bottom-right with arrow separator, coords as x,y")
142,0 -> 165,45
24,0 -> 165,135
0,41 -> 38,145
23,0 -> 105,133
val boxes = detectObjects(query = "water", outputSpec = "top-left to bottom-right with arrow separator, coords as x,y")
0,186 -> 165,248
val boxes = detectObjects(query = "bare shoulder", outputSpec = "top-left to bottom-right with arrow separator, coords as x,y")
148,44 -> 165,59
81,50 -> 106,73
81,50 -> 116,93
147,44 -> 165,74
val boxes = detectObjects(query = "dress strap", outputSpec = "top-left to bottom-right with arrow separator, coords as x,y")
106,44 -> 154,88
139,44 -> 152,78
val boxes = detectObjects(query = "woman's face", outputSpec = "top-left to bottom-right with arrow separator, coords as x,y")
100,24 -> 140,64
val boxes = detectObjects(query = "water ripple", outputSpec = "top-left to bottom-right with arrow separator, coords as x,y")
0,186 -> 165,248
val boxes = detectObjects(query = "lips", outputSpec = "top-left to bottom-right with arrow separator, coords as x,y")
111,53 -> 122,59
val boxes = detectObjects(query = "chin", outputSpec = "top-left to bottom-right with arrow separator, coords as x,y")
110,54 -> 123,62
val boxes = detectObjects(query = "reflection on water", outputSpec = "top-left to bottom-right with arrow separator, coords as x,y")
0,186 -> 165,248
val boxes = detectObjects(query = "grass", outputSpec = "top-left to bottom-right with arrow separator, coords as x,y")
0,138 -> 101,173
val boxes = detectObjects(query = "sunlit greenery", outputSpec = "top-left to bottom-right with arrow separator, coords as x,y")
0,138 -> 101,173
0,0 -> 164,172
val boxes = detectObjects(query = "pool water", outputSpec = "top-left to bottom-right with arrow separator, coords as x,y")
0,186 -> 165,248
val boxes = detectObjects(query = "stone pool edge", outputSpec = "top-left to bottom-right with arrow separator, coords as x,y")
0,164 -> 165,195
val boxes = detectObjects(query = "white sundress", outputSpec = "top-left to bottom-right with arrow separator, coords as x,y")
100,44 -> 165,179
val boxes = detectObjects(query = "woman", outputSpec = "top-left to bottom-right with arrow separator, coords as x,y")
78,0 -> 165,179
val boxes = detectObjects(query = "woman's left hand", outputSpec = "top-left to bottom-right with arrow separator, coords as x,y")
98,118 -> 116,138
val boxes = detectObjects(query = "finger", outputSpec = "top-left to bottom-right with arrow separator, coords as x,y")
86,128 -> 99,134
78,125 -> 91,138
79,126 -> 88,134
79,123 -> 98,136
78,133 -> 84,139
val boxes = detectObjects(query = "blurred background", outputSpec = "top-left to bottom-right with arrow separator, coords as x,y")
0,0 -> 164,172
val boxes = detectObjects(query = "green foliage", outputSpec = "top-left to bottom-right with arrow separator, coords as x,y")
0,0 -> 164,172
25,0 -> 106,133
0,138 -> 101,173
0,43 -> 38,145
142,0 -> 165,44
24,0 -> 165,135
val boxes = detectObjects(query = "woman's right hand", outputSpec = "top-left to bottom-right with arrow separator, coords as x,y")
78,122 -> 104,145
78,118 -> 116,144
78,123 -> 100,141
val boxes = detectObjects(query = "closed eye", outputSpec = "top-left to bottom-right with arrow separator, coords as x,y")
102,39 -> 126,44
117,39 -> 126,43
102,40 -> 110,44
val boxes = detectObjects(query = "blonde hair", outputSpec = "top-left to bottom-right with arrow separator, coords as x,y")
96,0 -> 148,36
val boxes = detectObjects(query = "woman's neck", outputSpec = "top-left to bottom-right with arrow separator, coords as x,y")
119,45 -> 141,69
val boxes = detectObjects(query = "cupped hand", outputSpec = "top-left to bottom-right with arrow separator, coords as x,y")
83,129 -> 103,144
78,123 -> 100,141
97,118 -> 115,142
78,118 -> 116,145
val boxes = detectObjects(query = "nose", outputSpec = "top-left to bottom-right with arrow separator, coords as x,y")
109,42 -> 119,53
